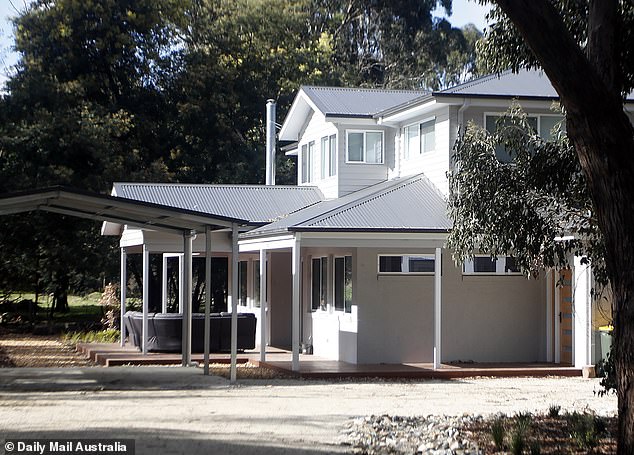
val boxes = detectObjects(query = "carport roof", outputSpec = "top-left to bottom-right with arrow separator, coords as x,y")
0,186 -> 247,235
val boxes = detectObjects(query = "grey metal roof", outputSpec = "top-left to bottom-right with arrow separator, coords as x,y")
302,86 -> 425,117
435,69 -> 558,99
241,174 -> 451,238
112,183 -> 324,225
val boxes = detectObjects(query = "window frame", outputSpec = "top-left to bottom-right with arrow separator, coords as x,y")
403,117 -> 435,160
377,253 -> 436,275
334,255 -> 353,313
345,130 -> 384,164
463,255 -> 523,276
311,257 -> 328,312
237,260 -> 248,306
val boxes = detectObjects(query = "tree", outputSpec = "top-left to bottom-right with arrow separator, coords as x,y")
455,1 -> 634,451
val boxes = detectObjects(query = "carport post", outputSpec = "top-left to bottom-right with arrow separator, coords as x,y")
142,244 -> 150,355
292,235 -> 301,371
204,226 -> 212,375
433,247 -> 442,370
259,248 -> 267,363
120,248 -> 127,347
161,254 -> 168,313
181,230 -> 194,367
230,224 -> 239,383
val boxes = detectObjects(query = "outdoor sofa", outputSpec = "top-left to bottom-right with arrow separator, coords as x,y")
123,311 -> 256,353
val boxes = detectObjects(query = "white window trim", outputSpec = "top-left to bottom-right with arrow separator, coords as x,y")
334,254 -> 353,313
462,255 -> 523,276
377,253 -> 436,276
345,130 -> 385,164
311,256 -> 329,313
403,116 -> 436,160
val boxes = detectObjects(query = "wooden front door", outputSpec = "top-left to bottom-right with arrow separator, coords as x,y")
559,269 -> 573,364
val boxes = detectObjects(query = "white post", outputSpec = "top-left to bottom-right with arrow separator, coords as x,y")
181,231 -> 194,367
259,248 -> 267,362
546,269 -> 554,362
204,227 -> 212,376
161,254 -> 168,313
433,247 -> 442,370
573,256 -> 592,368
142,245 -> 150,355
554,270 -> 561,364
120,248 -> 127,347
178,254 -> 184,314
292,235 -> 301,371
230,224 -> 239,383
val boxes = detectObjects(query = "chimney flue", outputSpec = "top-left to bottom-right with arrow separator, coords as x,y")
265,99 -> 276,185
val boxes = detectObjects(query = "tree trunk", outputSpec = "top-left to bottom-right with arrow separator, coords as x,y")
491,0 -> 634,451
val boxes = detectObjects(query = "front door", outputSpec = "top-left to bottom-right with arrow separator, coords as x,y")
559,269 -> 573,364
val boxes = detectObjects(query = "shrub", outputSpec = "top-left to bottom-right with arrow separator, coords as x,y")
529,440 -> 541,455
491,417 -> 506,451
509,428 -> 526,455
567,411 -> 604,449
63,329 -> 120,344
548,404 -> 561,417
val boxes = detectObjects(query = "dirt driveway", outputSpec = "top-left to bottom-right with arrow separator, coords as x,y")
0,367 -> 617,454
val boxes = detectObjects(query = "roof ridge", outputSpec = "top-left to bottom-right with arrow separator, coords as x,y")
114,182 -> 319,190
437,69 -> 514,94
302,85 -> 425,94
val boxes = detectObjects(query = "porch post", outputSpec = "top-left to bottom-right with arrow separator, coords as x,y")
181,230 -> 194,367
259,248 -> 267,363
292,235 -> 301,371
161,254 -> 168,313
546,269 -> 554,362
554,269 -> 561,364
119,247 -> 127,347
433,247 -> 442,370
204,226 -> 212,376
230,224 -> 239,383
178,254 -> 184,313
142,244 -> 150,355
573,256 -> 592,368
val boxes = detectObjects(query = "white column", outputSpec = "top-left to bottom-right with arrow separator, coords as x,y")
178,254 -> 184,314
546,269 -> 554,362
181,231 -> 194,367
573,256 -> 592,368
204,227 -> 212,376
142,245 -> 150,355
259,248 -> 267,363
433,247 -> 442,370
230,224 -> 239,383
554,270 -> 561,364
161,254 -> 168,313
292,235 -> 301,371
120,248 -> 127,347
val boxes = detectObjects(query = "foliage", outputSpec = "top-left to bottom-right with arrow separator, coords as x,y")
62,328 -> 120,344
448,104 -> 606,287
99,283 -> 120,330
566,411 -> 607,450
597,349 -> 617,396
490,416 -> 506,450
548,404 -> 561,418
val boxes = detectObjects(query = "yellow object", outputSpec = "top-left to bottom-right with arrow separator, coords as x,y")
599,325 -> 614,332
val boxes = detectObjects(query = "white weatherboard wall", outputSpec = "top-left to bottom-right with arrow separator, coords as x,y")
399,106 -> 452,195
354,247 -> 546,364
336,124 -> 391,196
298,111 -> 339,199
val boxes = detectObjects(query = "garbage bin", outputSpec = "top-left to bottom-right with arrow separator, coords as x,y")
599,325 -> 613,361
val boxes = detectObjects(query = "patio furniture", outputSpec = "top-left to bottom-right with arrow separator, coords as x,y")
123,311 -> 256,353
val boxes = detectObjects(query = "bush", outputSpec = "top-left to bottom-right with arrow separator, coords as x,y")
62,329 -> 120,344
491,417 -> 506,451
548,404 -> 561,417
567,411 -> 605,449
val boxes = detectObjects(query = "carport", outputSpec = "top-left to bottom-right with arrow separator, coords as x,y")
0,186 -> 248,382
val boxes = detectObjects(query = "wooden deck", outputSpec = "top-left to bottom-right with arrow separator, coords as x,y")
76,343 -> 583,379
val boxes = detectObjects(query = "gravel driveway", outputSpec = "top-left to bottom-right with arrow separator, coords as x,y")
0,367 -> 617,454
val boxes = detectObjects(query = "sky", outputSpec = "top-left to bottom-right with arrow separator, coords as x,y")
0,0 -> 491,90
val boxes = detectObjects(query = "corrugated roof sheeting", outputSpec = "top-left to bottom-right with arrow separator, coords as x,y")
243,174 -> 450,237
113,183 -> 324,224
302,86 -> 424,116
437,69 -> 559,98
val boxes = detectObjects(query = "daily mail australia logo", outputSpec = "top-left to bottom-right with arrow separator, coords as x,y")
4,439 -> 134,455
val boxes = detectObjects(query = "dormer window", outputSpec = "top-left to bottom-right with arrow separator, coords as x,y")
346,131 -> 384,164
404,118 -> 435,159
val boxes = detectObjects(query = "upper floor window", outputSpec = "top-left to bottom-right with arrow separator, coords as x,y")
485,114 -> 564,163
301,141 -> 315,183
404,118 -> 435,159
463,255 -> 521,275
320,134 -> 337,178
346,131 -> 383,164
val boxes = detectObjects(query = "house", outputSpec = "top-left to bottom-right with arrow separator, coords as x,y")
104,69 -> 632,371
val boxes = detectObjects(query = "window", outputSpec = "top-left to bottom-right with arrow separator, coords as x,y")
539,115 -> 565,140
320,137 -> 328,179
378,254 -> 435,274
346,131 -> 383,164
335,256 -> 352,313
485,114 -> 538,163
463,255 -> 522,275
311,257 -> 328,311
301,144 -> 308,183
237,260 -> 247,306
253,260 -> 261,308
329,134 -> 336,176
404,119 -> 435,159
